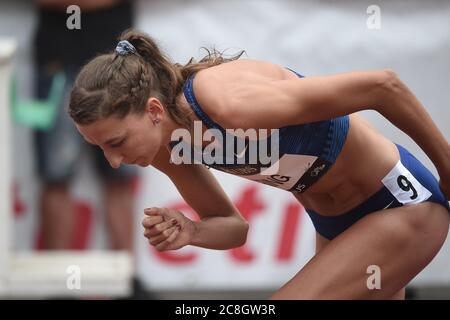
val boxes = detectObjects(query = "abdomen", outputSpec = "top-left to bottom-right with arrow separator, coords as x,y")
294,113 -> 400,215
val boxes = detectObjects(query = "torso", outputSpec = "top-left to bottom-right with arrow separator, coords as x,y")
169,60 -> 401,216
293,113 -> 399,215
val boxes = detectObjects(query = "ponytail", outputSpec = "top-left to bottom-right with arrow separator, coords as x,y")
69,28 -> 244,128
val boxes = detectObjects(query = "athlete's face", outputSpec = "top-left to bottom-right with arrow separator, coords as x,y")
76,100 -> 164,168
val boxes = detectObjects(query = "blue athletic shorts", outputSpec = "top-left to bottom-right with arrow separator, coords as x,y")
306,144 -> 450,240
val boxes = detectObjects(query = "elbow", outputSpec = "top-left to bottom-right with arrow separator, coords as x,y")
381,68 -> 403,95
376,69 -> 403,110
235,217 -> 250,247
241,220 -> 250,245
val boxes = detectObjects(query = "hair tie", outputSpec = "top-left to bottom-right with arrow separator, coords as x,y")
115,40 -> 136,56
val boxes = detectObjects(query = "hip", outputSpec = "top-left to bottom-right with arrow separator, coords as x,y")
304,143 -> 449,240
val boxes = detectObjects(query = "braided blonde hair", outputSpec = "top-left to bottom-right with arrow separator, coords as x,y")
69,29 -> 244,128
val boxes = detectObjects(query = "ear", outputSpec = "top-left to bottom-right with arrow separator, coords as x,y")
145,97 -> 164,124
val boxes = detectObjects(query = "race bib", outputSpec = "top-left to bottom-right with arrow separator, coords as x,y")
381,160 -> 432,205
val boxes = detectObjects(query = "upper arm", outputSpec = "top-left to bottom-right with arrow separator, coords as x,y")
195,69 -> 392,129
152,149 -> 241,220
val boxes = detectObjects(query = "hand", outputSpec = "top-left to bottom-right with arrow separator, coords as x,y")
141,207 -> 196,251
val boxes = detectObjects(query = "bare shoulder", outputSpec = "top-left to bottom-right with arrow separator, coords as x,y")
195,59 -> 290,82
192,60 -> 296,125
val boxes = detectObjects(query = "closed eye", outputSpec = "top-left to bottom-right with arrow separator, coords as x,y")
110,138 -> 125,148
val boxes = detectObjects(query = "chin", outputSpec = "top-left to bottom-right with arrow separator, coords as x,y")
138,158 -> 151,167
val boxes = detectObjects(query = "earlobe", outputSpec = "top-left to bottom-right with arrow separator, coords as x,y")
146,97 -> 163,124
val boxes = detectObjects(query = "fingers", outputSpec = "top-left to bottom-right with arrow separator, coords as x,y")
143,218 -> 179,237
144,207 -> 158,216
141,215 -> 164,228
155,226 -> 181,251
146,225 -> 176,245
144,207 -> 169,217
142,207 -> 171,229
147,225 -> 181,247
142,206 -> 183,251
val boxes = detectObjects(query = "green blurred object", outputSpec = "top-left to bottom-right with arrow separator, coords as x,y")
11,72 -> 66,130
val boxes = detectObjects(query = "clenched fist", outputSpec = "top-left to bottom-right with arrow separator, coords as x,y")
141,207 -> 196,251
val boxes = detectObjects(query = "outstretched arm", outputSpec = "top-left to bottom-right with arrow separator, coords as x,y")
375,71 -> 449,184
204,69 -> 449,196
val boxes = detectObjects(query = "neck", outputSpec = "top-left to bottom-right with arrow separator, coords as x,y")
162,94 -> 199,150
161,115 -> 188,151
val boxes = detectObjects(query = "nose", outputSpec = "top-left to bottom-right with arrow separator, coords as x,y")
104,150 -> 124,169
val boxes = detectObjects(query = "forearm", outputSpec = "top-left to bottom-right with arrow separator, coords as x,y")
190,215 -> 249,250
377,71 -> 450,174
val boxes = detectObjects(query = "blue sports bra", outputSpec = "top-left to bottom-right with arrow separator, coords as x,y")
170,69 -> 349,193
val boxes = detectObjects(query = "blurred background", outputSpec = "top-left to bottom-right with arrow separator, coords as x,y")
0,0 -> 449,299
